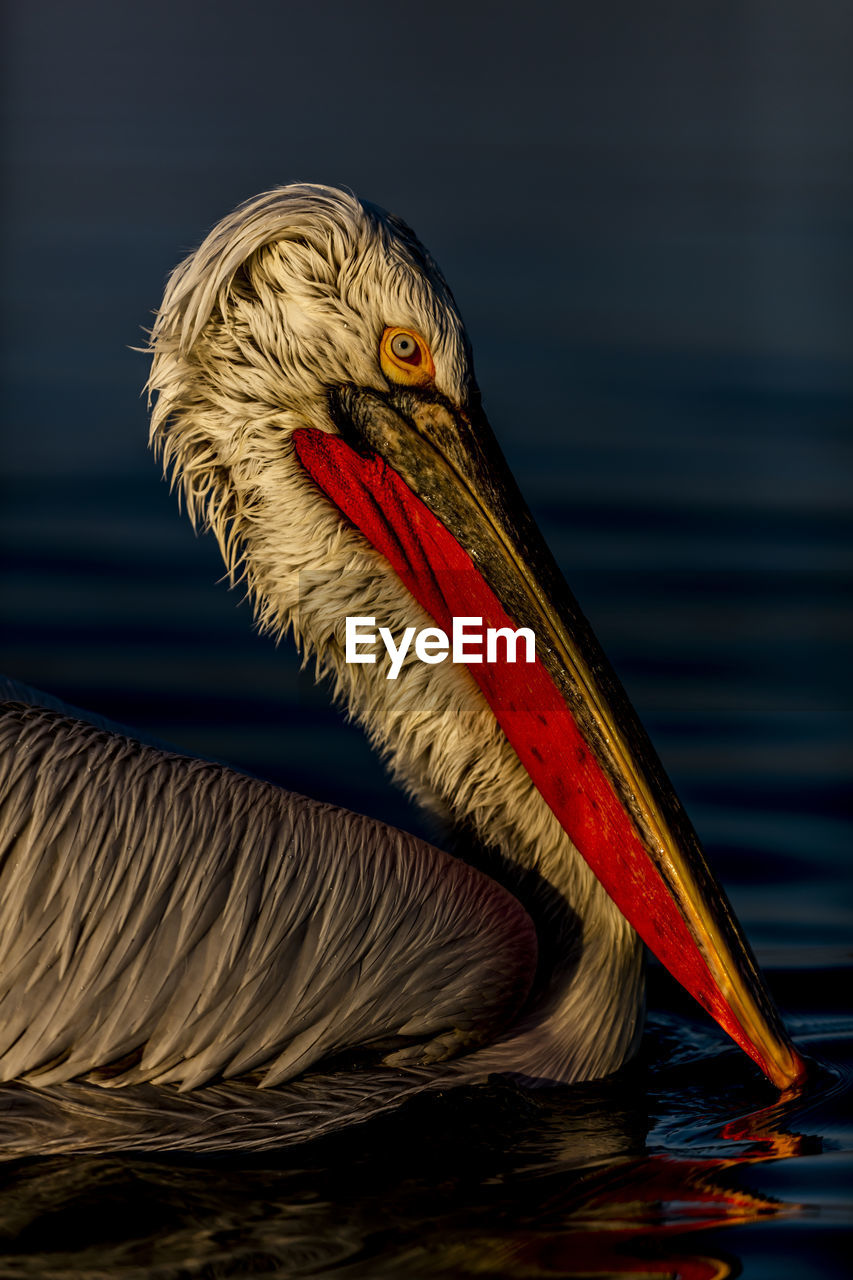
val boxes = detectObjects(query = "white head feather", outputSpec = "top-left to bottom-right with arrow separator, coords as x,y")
148,183 -> 642,1084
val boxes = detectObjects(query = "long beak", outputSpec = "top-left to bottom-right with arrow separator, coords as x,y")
292,385 -> 806,1092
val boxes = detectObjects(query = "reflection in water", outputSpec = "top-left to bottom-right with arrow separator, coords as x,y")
0,1063 -> 818,1279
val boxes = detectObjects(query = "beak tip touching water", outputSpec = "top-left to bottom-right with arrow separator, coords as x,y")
297,386 -> 804,1091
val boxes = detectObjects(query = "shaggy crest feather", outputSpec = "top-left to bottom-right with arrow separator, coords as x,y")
147,183 -> 643,1085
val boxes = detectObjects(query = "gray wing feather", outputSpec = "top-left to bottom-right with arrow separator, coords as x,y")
0,703 -> 536,1091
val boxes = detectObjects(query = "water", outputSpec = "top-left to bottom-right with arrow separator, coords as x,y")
2,2 -> 852,1274
0,1008 -> 848,1276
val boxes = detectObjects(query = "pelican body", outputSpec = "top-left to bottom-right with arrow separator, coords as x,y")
0,185 -> 804,1141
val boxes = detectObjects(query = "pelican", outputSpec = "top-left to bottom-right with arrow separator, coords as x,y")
0,185 -> 804,1145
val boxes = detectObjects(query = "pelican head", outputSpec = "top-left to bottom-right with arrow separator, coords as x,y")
148,184 -> 804,1091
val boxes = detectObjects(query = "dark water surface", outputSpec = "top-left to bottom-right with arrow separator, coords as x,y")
2,2 -> 852,1274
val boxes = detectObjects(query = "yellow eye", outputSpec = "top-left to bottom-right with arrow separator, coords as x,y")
379,326 -> 435,387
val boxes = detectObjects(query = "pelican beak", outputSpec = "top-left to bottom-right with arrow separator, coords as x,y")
292,385 -> 806,1092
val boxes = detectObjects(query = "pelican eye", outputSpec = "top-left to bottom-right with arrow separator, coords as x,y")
391,333 -> 417,359
380,326 -> 435,387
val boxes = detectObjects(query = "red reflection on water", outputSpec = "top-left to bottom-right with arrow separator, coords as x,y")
507,1096 -> 809,1278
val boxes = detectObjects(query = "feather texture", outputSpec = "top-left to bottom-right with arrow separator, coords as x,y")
0,703 -> 536,1090
146,185 -> 643,1085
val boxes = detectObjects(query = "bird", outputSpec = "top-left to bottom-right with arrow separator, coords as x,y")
0,184 -> 805,1153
